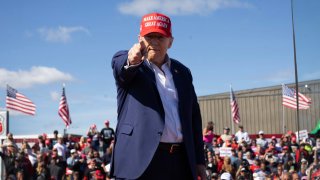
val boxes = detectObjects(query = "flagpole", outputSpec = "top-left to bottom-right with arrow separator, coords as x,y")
282,96 -> 286,134
291,0 -> 300,142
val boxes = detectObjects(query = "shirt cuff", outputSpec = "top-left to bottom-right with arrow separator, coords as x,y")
124,59 -> 143,69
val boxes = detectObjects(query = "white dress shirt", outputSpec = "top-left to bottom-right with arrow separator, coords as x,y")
147,59 -> 183,143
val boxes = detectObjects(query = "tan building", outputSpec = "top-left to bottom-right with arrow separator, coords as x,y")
198,79 -> 320,135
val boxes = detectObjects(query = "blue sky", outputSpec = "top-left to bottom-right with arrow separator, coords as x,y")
0,0 -> 319,136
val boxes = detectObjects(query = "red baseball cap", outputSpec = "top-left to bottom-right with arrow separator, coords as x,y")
95,169 -> 104,179
140,12 -> 172,37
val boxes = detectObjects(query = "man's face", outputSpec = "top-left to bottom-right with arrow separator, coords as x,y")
139,32 -> 173,64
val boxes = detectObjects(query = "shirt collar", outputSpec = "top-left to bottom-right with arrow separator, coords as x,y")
146,54 -> 171,69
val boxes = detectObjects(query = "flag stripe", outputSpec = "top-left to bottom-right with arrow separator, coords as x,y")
230,87 -> 240,124
6,85 -> 36,116
59,87 -> 72,127
6,97 -> 36,111
282,84 -> 311,109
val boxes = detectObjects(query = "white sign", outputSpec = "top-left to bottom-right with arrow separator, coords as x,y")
316,138 -> 320,149
0,111 -> 8,137
219,147 -> 232,157
296,129 -> 309,140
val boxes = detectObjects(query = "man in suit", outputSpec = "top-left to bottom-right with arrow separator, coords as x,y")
111,12 -> 206,180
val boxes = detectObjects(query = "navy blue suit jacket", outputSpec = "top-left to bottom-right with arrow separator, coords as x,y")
110,50 -> 205,179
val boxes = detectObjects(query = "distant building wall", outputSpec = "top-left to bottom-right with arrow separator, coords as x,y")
198,79 -> 320,135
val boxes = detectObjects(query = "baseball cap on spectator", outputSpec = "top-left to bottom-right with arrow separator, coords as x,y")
283,146 -> 289,150
105,120 -> 110,125
220,172 -> 232,180
224,127 -> 230,130
45,139 -> 51,145
70,149 -> 76,154
42,133 -> 47,139
140,12 -> 172,37
258,130 -> 264,135
95,169 -> 104,179
301,158 -> 307,163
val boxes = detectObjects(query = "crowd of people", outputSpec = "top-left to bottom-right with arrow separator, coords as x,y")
0,120 -> 115,180
203,121 -> 320,180
2,119 -> 320,179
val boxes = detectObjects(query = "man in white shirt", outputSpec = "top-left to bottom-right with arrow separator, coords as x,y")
235,125 -> 251,144
53,136 -> 67,161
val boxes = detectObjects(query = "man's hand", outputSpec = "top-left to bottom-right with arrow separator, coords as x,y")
128,41 -> 146,65
196,164 -> 206,180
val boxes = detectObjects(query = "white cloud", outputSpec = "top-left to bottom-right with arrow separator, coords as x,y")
50,91 -> 60,101
0,66 -> 73,89
38,26 -> 90,43
118,0 -> 253,16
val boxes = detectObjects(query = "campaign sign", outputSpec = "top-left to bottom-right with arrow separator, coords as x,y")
219,147 -> 232,157
296,129 -> 309,140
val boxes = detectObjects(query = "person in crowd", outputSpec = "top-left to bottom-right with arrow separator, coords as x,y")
254,160 -> 271,178
53,135 -> 67,161
250,158 -> 260,172
100,120 -> 115,152
232,150 -> 243,171
14,151 -> 34,179
83,159 -> 105,180
79,136 -> 87,151
35,161 -> 50,180
221,156 -> 235,178
110,12 -> 206,179
256,130 -> 268,149
67,149 -> 82,179
3,132 -> 18,149
87,124 -> 100,151
203,121 -> 215,150
295,143 -> 310,165
235,125 -> 250,144
220,127 -> 232,143
65,134 -> 76,153
245,151 -> 255,165
82,138 -> 94,155
272,163 -> 284,179
0,142 -> 18,178
51,130 -> 59,147
235,159 -> 252,180
48,154 -> 64,180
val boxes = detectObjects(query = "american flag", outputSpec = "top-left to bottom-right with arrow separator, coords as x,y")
230,87 -> 240,124
59,86 -> 72,127
6,85 -> 36,115
282,84 -> 311,109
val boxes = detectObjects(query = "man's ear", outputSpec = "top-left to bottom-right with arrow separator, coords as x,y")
168,37 -> 174,49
